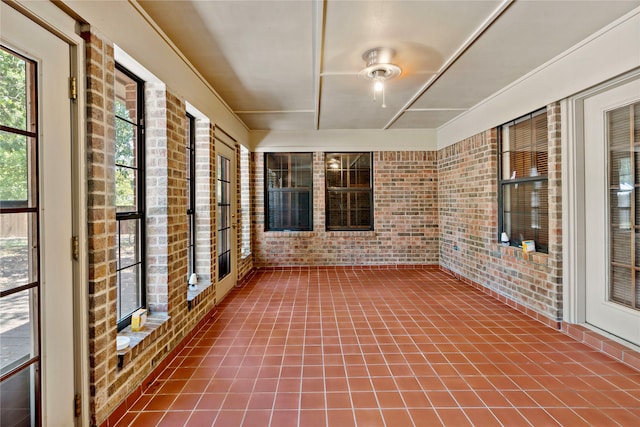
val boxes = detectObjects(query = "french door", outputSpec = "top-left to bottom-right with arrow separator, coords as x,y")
215,137 -> 237,302
1,3 -> 76,426
584,78 -> 640,346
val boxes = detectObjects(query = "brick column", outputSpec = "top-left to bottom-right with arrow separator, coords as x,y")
145,83 -> 187,313
81,25 -> 117,426
194,121 -> 216,286
547,102 -> 563,318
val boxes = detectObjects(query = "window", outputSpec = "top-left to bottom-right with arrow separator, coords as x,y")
186,113 -> 195,277
265,153 -> 312,231
325,152 -> 373,231
499,108 -> 548,253
115,64 -> 145,330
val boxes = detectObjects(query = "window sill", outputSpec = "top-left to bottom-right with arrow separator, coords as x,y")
325,230 -> 377,238
494,243 -> 550,266
187,281 -> 213,311
265,231 -> 316,237
116,313 -> 170,369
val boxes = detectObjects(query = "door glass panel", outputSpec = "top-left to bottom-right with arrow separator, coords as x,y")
0,213 -> 37,291
217,154 -> 231,280
0,363 -> 37,426
0,49 -> 28,131
0,131 -> 29,204
0,288 -> 37,373
608,102 -> 640,310
0,46 -> 40,426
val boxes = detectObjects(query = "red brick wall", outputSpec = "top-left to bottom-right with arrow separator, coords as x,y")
83,28 -> 224,426
145,82 -> 187,312
252,151 -> 439,266
194,120 -> 216,286
438,103 -> 563,321
82,26 -> 118,424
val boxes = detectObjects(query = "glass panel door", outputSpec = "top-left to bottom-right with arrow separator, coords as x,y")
0,45 -> 40,427
1,5 -> 76,424
608,102 -> 640,309
585,77 -> 640,346
217,154 -> 231,280
215,139 -> 236,302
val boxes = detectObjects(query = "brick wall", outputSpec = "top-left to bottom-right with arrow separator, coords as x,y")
83,28 -> 237,426
252,151 -> 439,266
437,103 -> 563,321
146,82 -> 187,312
82,26 -> 118,422
236,143 -> 254,282
194,120 -> 216,286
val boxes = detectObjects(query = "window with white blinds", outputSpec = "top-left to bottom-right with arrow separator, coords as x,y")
499,108 -> 548,253
608,101 -> 640,310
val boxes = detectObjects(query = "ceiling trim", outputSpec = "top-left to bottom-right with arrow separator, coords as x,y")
407,108 -> 469,112
383,0 -> 515,130
236,110 -> 315,114
250,128 -> 437,152
313,0 -> 327,130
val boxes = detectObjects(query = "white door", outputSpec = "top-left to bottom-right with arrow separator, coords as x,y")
215,137 -> 237,302
1,3 -> 76,426
584,78 -> 640,346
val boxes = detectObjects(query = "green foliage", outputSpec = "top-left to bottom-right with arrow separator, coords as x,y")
0,49 -> 28,201
115,101 -> 136,209
1,49 -> 139,208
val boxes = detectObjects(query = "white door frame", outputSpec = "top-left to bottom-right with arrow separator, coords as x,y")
563,68 -> 640,343
3,1 -> 89,425
214,130 -> 238,302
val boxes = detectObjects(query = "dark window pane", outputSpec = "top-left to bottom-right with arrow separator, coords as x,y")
115,65 -> 144,328
0,363 -> 37,425
117,219 -> 140,269
186,114 -> 195,276
265,153 -> 312,231
118,264 -> 141,319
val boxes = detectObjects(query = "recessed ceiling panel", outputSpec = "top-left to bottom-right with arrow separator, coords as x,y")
139,0 -> 315,112
322,0 -> 503,74
412,0 -> 640,110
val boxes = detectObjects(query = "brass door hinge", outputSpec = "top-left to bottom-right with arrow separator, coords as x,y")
72,236 -> 79,261
74,393 -> 81,417
69,76 -> 77,100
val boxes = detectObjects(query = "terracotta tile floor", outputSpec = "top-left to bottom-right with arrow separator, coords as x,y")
116,268 -> 640,426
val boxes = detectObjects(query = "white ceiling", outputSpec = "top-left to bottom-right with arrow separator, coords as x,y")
138,0 -> 640,131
